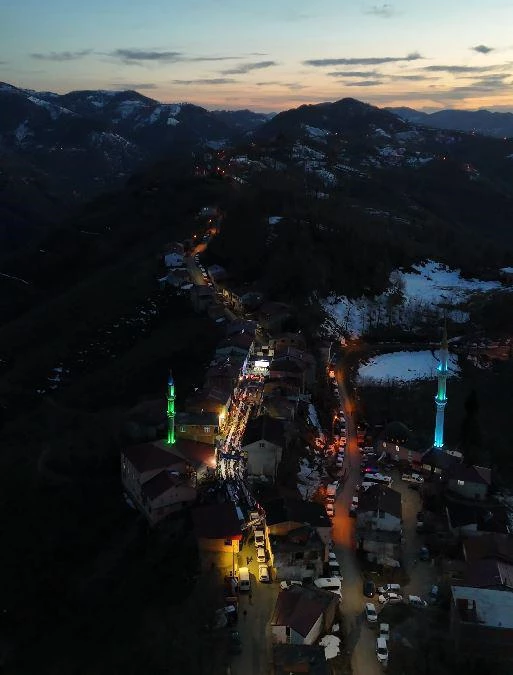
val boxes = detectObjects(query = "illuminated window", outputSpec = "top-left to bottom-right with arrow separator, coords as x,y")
180,426 -> 186,432
224,539 -> 232,546
457,480 -> 464,486
204,426 -> 211,433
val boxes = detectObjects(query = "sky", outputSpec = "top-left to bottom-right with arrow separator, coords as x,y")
1,0 -> 513,112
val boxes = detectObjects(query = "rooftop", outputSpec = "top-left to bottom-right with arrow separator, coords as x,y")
175,411 -> 219,427
265,497 -> 331,529
272,644 -> 329,675
463,533 -> 513,564
452,585 -> 513,629
270,526 -> 324,554
358,485 -> 402,519
141,469 -> 185,500
446,502 -> 510,534
242,414 -> 285,448
463,558 -> 513,590
192,502 -> 243,540
449,464 -> 492,486
422,447 -> 462,472
123,443 -> 185,474
154,438 -> 215,470
271,585 -> 337,638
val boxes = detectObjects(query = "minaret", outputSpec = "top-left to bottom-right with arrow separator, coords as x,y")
167,370 -> 176,445
433,323 -> 449,449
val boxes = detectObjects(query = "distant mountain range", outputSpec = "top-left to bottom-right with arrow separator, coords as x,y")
387,106 -> 513,138
0,82 -> 271,243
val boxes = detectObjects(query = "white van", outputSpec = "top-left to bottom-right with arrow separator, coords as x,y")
239,567 -> 251,592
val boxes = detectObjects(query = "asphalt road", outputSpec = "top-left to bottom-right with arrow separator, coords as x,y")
330,366 -> 383,675
230,543 -> 279,675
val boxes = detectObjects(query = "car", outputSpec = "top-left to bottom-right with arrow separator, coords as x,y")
326,496 -> 335,505
379,623 -> 390,641
402,472 -> 424,483
365,602 -> 378,623
336,460 -> 344,468
378,592 -> 403,605
351,496 -> 359,507
429,585 -> 439,603
363,580 -> 376,597
314,577 -> 342,599
256,547 -> 266,563
377,583 -> 401,594
258,565 -> 270,582
376,636 -> 389,664
419,546 -> 430,561
407,595 -> 427,608
326,504 -> 335,518
365,472 -> 393,486
280,580 -> 302,590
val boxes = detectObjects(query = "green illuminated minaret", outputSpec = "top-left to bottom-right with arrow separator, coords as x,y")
167,370 -> 176,445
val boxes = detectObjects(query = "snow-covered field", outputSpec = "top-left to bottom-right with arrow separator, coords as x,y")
323,260 -> 508,336
357,349 -> 460,386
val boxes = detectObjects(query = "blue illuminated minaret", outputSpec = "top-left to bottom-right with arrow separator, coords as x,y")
167,370 -> 176,445
433,323 -> 449,449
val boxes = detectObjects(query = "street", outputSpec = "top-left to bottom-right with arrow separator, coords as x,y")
230,542 -> 279,675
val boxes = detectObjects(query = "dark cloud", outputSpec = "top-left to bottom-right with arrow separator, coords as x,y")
304,52 -> 422,67
222,60 -> 278,74
110,49 -> 182,63
30,49 -> 92,61
472,44 -> 494,54
343,79 -> 383,87
328,70 -> 382,78
364,4 -> 396,18
171,78 -> 237,85
255,80 -> 305,90
423,64 -> 496,73
111,82 -> 158,90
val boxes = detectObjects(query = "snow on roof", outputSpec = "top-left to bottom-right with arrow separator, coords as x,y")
452,586 -> 513,629
501,266 -> 513,274
357,350 -> 460,385
308,404 -> 322,433
319,634 -> 340,659
297,458 -> 321,500
268,216 -> 283,225
167,116 -> 179,126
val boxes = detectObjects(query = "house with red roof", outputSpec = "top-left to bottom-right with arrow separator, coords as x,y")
121,443 -> 197,525
271,585 -> 338,645
192,502 -> 243,574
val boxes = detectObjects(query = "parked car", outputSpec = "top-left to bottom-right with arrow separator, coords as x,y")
256,547 -> 266,563
314,577 -> 342,599
379,623 -> 390,641
407,595 -> 427,608
429,585 -> 439,603
258,565 -> 270,582
378,583 -> 401,594
280,580 -> 302,590
419,546 -> 430,561
326,504 -> 335,518
402,472 -> 424,483
365,602 -> 378,624
326,496 -> 335,505
365,472 -> 393,486
376,636 -> 389,664
378,592 -> 403,605
363,580 -> 376,597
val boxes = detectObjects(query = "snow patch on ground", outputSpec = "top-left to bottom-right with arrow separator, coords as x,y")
167,116 -> 179,126
308,404 -> 322,433
297,457 -> 321,500
15,121 -> 31,142
323,260 -> 508,336
357,349 -> 460,385
319,634 -> 341,660
304,124 -> 329,139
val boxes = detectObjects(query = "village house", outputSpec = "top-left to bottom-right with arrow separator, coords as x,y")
205,359 -> 244,392
356,485 -> 402,532
356,485 -> 402,565
124,398 -> 167,441
185,386 -> 232,427
447,464 -> 492,501
175,411 -> 220,445
450,586 -> 513,662
121,443 -> 196,525
272,644 -> 329,675
263,395 -> 296,422
273,346 -> 316,386
462,558 -> 513,591
241,414 -> 286,481
463,533 -> 513,565
225,319 -> 259,339
207,264 -> 229,288
190,284 -> 215,313
215,332 -> 255,360
258,302 -> 293,332
269,525 -> 325,581
160,268 -> 190,289
269,332 -> 307,352
265,497 -> 332,546
421,447 -> 462,479
269,357 -> 307,393
446,502 -> 511,538
192,502 -> 243,574
271,585 -> 338,646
